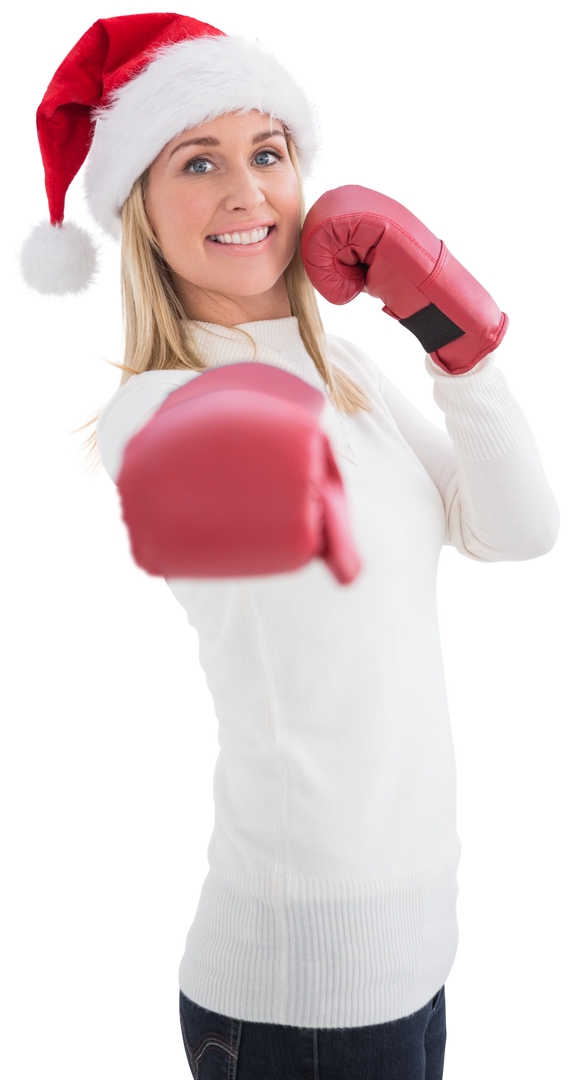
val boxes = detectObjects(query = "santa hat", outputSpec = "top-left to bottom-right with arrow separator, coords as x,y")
21,12 -> 319,296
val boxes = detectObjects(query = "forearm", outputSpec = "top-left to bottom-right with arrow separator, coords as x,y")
428,355 -> 560,561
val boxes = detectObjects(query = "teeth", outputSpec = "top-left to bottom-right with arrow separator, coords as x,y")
210,226 -> 270,245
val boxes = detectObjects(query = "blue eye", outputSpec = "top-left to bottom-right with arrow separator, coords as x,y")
186,159 -> 213,174
254,151 -> 280,166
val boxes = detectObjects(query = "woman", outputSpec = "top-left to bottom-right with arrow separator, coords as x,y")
21,12 -> 559,1080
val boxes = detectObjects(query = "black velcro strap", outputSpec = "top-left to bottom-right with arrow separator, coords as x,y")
399,304 -> 464,353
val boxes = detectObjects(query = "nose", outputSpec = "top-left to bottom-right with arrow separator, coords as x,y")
220,162 -> 265,215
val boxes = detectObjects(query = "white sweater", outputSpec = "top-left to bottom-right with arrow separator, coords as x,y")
97,316 -> 559,1028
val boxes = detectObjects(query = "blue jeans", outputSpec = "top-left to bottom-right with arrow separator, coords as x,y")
179,986 -> 446,1079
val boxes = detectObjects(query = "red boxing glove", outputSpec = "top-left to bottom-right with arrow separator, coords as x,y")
117,363 -> 361,584
301,185 -> 508,374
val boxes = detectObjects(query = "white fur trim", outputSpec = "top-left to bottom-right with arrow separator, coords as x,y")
20,219 -> 99,295
85,35 -> 319,240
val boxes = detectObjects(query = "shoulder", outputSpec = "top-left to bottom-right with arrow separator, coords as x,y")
324,333 -> 396,397
97,368 -> 201,482
99,369 -> 202,423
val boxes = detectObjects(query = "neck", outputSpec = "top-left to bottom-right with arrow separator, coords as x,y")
172,273 -> 292,326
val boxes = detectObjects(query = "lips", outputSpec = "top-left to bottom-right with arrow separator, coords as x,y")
208,218 -> 274,231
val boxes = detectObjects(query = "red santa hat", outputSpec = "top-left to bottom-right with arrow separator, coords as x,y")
21,12 -> 319,295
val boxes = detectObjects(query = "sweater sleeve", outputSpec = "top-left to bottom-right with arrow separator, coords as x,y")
376,353 -> 559,562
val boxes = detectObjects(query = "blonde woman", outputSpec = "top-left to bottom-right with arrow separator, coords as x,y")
21,12 -> 559,1080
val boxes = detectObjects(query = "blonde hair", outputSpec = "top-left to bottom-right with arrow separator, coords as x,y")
79,129 -> 369,467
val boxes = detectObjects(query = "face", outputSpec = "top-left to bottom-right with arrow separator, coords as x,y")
144,110 -> 300,324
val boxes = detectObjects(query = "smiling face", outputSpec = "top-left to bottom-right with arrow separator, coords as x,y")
144,110 -> 300,325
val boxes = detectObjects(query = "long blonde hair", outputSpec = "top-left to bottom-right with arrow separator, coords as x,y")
80,129 -> 369,467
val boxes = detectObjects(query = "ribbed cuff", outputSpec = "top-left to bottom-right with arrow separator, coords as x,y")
425,353 -> 528,462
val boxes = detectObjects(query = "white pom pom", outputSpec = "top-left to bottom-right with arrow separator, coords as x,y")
20,219 -> 99,295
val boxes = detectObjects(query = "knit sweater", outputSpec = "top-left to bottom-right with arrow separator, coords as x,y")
96,316 -> 559,1028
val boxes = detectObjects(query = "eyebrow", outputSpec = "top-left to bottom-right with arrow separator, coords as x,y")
169,129 -> 287,158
